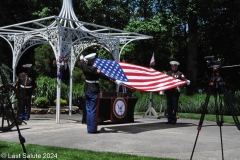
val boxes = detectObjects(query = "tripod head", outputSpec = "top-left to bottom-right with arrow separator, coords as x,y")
205,55 -> 240,69
204,55 -> 221,69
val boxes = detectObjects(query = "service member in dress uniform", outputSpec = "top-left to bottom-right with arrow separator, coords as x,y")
164,61 -> 190,124
16,64 -> 36,120
80,53 -> 121,133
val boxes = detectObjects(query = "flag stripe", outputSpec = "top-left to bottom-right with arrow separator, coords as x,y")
94,59 -> 187,92
118,61 -> 187,91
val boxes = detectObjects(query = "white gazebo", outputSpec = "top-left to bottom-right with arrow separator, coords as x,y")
0,0 -> 152,123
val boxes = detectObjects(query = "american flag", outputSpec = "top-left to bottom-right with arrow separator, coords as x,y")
94,58 -> 187,92
150,53 -> 155,66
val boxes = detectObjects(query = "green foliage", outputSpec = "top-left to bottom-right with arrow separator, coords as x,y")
134,92 -> 165,113
54,98 -> 68,106
60,82 -> 69,101
33,97 -> 49,108
134,92 -> 149,112
36,76 -> 57,105
133,90 -> 240,116
179,92 -> 240,115
1,0 -> 240,94
123,14 -> 182,72
36,76 -> 83,106
32,7 -> 50,18
178,93 -> 211,113
36,76 -> 68,105
72,67 -> 85,84
0,63 -> 13,84
231,90 -> 240,114
34,44 -> 56,78
79,0 -> 131,30
72,83 -> 84,105
99,79 -> 116,93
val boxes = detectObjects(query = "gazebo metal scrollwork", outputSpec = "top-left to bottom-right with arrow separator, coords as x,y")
0,0 -> 152,123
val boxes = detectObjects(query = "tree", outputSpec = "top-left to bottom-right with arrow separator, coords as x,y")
34,44 -> 56,78
1,0 -> 240,92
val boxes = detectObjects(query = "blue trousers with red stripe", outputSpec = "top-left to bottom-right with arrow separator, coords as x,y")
19,98 -> 32,120
166,94 -> 180,123
85,93 -> 99,133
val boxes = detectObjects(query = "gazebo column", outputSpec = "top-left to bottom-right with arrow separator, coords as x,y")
68,47 -> 76,116
56,25 -> 63,124
56,67 -> 61,123
12,61 -> 17,109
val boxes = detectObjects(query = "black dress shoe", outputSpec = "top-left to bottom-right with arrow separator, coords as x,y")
165,122 -> 172,124
171,122 -> 176,125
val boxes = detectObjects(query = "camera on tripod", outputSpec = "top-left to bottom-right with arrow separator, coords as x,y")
204,55 -> 221,68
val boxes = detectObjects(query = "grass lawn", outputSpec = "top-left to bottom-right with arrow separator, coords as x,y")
0,141 -> 176,160
135,112 -> 240,124
178,112 -> 240,124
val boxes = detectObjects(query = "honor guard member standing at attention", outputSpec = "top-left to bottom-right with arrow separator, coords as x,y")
164,61 -> 190,125
16,64 -> 36,120
80,53 -> 121,133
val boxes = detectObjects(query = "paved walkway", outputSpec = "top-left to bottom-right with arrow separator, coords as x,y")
1,113 -> 240,160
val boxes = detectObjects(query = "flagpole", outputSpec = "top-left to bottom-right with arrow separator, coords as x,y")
143,53 -> 158,118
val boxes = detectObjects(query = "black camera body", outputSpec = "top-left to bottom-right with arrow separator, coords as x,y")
204,55 -> 221,68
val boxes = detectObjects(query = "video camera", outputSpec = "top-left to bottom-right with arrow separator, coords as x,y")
204,55 -> 221,68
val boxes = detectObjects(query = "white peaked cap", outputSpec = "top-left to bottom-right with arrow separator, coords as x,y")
170,61 -> 180,66
85,53 -> 96,60
22,64 -> 32,68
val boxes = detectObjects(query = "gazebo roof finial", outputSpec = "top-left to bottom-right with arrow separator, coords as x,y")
49,0 -> 81,28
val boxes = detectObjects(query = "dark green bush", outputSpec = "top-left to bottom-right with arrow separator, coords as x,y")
33,97 -> 49,108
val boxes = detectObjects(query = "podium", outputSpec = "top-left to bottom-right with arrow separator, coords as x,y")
79,92 -> 138,124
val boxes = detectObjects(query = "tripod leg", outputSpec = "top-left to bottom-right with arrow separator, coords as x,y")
0,65 -> 29,160
9,106 -> 28,160
190,85 -> 213,160
215,76 -> 240,160
219,125 -> 224,160
221,85 -> 240,130
215,93 -> 225,160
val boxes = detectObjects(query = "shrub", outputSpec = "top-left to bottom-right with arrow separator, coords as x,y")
72,83 -> 84,105
36,76 -> 57,105
36,76 -> 83,106
54,98 -> 68,106
134,91 -> 165,113
33,97 -> 49,108
0,63 -> 13,84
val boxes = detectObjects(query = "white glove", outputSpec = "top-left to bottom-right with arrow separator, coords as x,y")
115,80 -> 123,86
187,80 -> 190,85
80,55 -> 84,60
159,91 -> 165,95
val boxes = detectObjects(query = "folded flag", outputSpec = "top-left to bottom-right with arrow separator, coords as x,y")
94,58 -> 187,92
